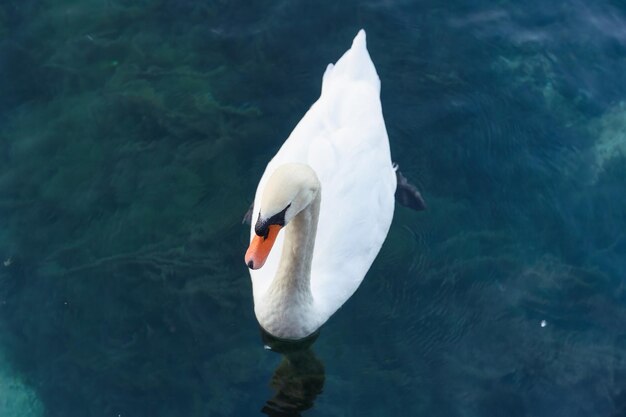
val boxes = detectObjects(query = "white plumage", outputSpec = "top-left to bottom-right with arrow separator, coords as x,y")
247,30 -> 396,339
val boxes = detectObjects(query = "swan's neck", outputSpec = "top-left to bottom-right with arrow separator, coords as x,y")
274,193 -> 320,294
260,192 -> 321,339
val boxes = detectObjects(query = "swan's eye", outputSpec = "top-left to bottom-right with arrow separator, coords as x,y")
255,216 -> 270,239
255,204 -> 291,238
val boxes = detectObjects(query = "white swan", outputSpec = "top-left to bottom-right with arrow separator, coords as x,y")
245,30 -> 397,340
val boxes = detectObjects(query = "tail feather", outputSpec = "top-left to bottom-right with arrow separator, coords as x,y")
321,29 -> 380,96
351,29 -> 367,50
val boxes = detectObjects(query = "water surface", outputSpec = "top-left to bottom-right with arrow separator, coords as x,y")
1,1 -> 625,416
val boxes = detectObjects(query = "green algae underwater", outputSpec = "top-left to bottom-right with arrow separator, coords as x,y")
0,1 -> 274,415
1,0 -> 626,416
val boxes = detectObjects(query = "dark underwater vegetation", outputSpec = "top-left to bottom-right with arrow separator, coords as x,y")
1,0 -> 626,416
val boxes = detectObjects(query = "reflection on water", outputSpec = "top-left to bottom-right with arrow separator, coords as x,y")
1,0 -> 626,416
260,329 -> 325,417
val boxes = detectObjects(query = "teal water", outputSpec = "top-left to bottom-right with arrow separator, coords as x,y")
1,1 -> 626,416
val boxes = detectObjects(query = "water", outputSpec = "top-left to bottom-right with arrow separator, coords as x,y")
1,1 -> 625,416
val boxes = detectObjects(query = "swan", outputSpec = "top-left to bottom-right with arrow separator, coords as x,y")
244,29 -> 423,340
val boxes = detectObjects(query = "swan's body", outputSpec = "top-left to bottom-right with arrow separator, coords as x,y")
246,30 -> 396,340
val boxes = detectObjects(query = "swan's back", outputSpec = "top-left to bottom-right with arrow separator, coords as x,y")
250,30 -> 396,323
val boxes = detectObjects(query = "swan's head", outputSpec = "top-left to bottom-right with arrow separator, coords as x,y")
245,163 -> 320,270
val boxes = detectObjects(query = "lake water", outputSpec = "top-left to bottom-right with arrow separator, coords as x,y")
1,0 -> 625,416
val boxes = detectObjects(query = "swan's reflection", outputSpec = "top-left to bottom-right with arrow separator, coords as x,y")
260,329 -> 325,416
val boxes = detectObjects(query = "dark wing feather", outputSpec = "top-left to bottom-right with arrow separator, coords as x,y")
242,201 -> 254,225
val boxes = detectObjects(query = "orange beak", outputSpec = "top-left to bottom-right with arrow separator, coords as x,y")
245,225 -> 282,270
